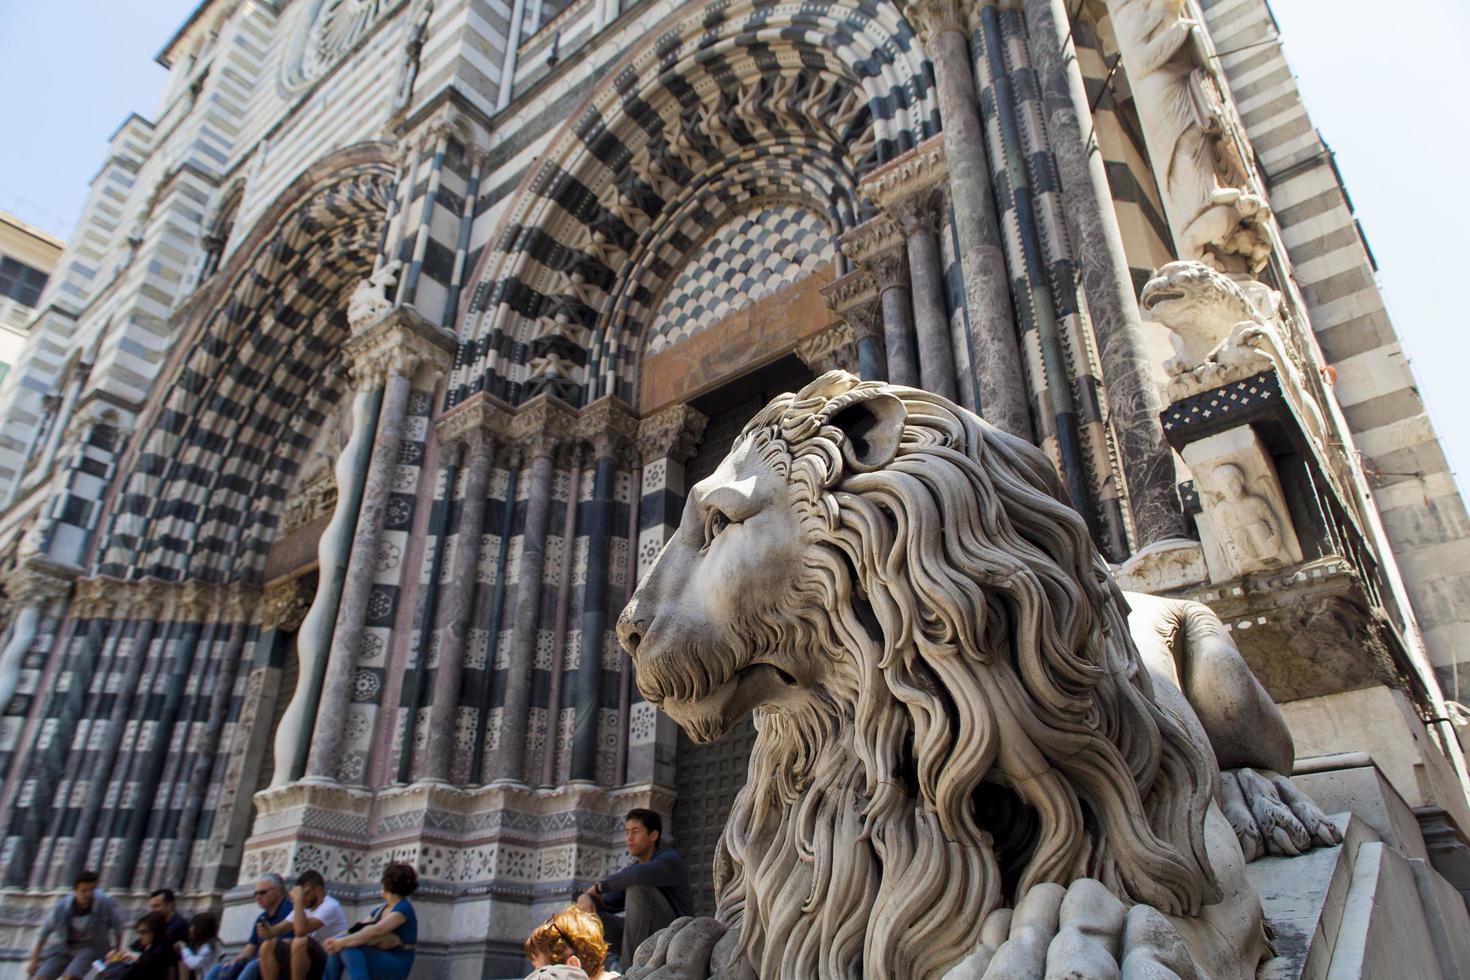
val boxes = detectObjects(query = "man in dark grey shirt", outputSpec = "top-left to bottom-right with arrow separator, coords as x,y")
577,808 -> 694,965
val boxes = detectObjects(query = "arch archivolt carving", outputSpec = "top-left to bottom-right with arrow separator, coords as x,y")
98,158 -> 397,585
455,0 -> 936,408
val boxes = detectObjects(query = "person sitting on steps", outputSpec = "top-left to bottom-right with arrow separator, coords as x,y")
260,871 -> 348,980
576,809 -> 693,967
322,863 -> 418,980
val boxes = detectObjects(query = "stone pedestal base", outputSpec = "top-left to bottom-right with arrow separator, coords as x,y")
1256,795 -> 1470,977
1281,686 -> 1470,837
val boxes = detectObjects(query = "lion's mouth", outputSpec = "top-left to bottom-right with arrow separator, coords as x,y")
657,661 -> 799,743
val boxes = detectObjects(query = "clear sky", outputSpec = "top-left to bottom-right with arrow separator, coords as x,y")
0,0 -> 1465,488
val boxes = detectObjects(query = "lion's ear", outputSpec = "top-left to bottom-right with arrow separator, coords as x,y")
830,392 -> 906,472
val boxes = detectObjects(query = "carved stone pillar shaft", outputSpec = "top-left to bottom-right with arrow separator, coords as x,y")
493,443 -> 557,783
270,385 -> 381,786
572,448 -> 618,781
877,259 -> 919,389
919,6 -> 1032,438
905,217 -> 956,399
1022,0 -> 1187,547
422,431 -> 495,781
306,370 -> 414,783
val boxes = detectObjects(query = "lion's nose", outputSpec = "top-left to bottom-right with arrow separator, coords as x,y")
617,605 -> 648,658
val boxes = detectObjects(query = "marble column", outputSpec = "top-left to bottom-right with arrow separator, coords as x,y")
571,399 -> 637,783
840,218 -> 918,388
270,384 -> 381,786
1023,0 -> 1187,546
862,137 -> 959,398
165,588 -> 271,888
910,0 -> 1032,438
421,427 -> 495,781
821,271 -> 886,382
307,310 -> 454,783
491,397 -> 573,783
0,561 -> 72,715
111,583 -> 212,888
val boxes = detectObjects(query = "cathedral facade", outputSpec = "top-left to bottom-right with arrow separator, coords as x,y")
0,0 -> 1466,973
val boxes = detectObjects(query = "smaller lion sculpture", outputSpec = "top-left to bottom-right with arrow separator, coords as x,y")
616,373 -> 1338,980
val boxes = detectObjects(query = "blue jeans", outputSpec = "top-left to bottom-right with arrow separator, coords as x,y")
323,947 -> 414,980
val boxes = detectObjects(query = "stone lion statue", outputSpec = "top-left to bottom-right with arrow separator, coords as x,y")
616,373 -> 1337,979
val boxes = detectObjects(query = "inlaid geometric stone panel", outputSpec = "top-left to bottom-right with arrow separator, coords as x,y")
646,204 -> 836,356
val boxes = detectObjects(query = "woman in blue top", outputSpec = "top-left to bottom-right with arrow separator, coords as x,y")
322,863 -> 418,980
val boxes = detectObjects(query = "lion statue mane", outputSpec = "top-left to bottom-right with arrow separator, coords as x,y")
619,372 -> 1332,980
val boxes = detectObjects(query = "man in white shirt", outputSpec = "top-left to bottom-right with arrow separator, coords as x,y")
259,870 -> 348,980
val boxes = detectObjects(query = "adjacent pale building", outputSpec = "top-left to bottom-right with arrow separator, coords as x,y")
0,0 -> 1466,974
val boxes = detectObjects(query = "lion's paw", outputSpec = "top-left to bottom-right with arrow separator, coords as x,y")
623,916 -> 728,980
1221,768 -> 1342,861
941,879 -> 1205,979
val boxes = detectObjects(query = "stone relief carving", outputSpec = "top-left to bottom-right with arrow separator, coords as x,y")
1183,426 -> 1303,580
346,259 -> 402,333
1106,0 -> 1270,271
1139,260 -> 1327,440
286,0 -> 398,90
618,372 -> 1336,980
392,0 -> 432,113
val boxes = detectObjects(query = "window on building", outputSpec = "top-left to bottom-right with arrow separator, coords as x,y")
0,257 -> 48,308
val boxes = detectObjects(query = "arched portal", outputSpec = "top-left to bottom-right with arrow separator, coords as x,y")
451,0 -> 938,410
97,149 -> 397,584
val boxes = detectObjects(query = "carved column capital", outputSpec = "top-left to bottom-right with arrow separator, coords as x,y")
795,321 -> 859,375
512,393 -> 580,459
4,559 -> 75,608
71,576 -> 118,620
636,404 -> 709,464
577,396 -> 640,462
261,576 -> 313,632
434,392 -> 514,448
839,216 -> 908,293
861,134 -> 950,238
821,270 -> 885,344
906,0 -> 969,47
343,305 -> 456,387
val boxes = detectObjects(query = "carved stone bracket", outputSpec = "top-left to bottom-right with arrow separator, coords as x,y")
343,305 -> 457,388
636,404 -> 710,464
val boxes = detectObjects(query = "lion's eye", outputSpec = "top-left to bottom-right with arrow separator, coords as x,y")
703,509 -> 732,547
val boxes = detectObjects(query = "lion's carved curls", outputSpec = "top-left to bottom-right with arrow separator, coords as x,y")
703,373 -> 1221,979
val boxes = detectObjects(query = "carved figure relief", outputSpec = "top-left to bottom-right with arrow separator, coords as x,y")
1139,260 -> 1328,439
1106,0 -> 1270,271
618,372 -> 1335,980
1183,426 -> 1304,580
346,259 -> 402,331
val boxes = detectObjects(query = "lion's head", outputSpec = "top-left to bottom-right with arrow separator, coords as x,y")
618,372 -> 1221,979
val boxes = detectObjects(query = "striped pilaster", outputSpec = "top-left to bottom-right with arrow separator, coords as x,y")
626,404 -> 707,787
